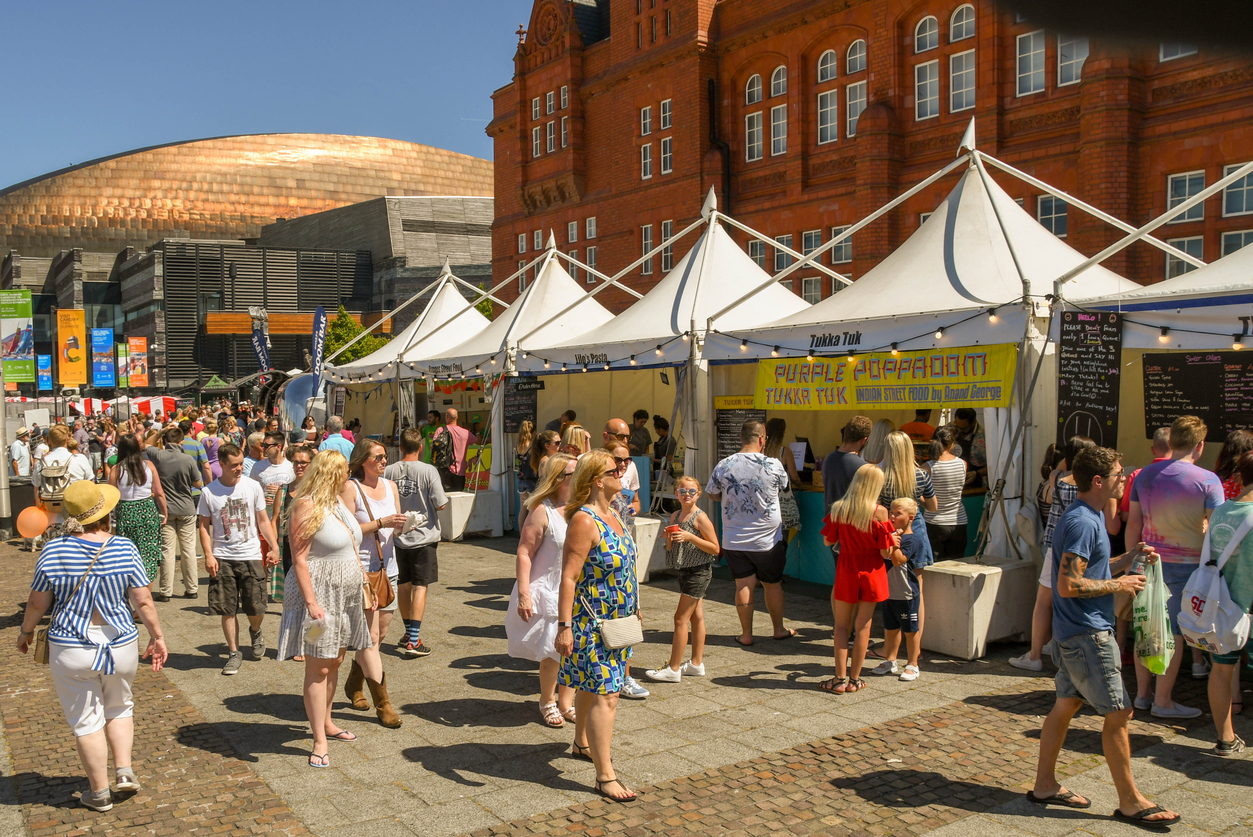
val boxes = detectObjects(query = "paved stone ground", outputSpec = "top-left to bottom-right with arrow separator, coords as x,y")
1,534 -> 1251,837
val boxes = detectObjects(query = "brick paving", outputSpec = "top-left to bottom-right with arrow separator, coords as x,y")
1,534 -> 1251,837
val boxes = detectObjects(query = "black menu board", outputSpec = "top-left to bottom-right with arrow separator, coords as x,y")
503,377 -> 543,433
1143,351 -> 1253,441
715,398 -> 766,462
1057,311 -> 1122,447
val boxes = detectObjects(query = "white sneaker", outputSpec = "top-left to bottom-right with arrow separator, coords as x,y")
620,676 -> 650,699
644,665 -> 681,683
871,660 -> 899,676
1151,702 -> 1203,720
1009,652 -> 1043,672
679,660 -> 706,677
899,665 -> 920,681
1192,661 -> 1212,680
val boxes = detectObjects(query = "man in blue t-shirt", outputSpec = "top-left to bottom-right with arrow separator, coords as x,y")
1030,446 -> 1179,829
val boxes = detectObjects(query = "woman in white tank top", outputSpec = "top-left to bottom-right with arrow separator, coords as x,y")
107,433 -> 167,590
506,454 -> 578,727
338,438 -> 406,729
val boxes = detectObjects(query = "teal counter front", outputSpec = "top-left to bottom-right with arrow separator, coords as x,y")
784,490 -> 835,586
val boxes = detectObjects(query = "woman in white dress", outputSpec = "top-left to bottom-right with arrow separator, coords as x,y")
507,453 -> 577,727
275,450 -> 373,768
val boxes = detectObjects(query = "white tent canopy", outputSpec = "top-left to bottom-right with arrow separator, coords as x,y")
704,161 -> 1140,361
516,215 -> 809,372
414,246 -> 614,378
323,269 -> 491,384
1069,240 -> 1253,350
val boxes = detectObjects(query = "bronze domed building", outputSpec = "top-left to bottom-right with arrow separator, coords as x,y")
0,132 -> 493,257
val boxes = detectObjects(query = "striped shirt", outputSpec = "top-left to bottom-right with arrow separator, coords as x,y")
925,458 -> 968,526
32,536 -> 147,673
878,467 -> 935,509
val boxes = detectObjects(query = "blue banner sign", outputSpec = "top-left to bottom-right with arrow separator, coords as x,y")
37,354 -> 52,391
91,328 -> 115,387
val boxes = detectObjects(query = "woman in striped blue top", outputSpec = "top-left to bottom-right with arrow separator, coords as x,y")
17,480 -> 168,813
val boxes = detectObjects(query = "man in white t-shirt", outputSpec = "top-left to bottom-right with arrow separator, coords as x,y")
198,444 -> 278,676
10,427 -> 30,477
706,419 -> 793,646
251,430 -> 295,508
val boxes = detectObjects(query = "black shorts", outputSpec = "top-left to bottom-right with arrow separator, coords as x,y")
396,543 -> 438,586
208,560 -> 267,617
722,541 -> 787,584
927,522 -> 968,561
677,563 -> 713,599
441,470 -> 466,492
883,597 -> 920,633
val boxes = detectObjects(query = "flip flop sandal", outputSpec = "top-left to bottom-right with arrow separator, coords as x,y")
1112,806 -> 1181,830
540,702 -> 565,728
734,636 -> 754,647
571,742 -> 593,762
328,730 -> 357,741
595,778 -> 637,803
1024,789 -> 1091,809
818,677 -> 849,694
308,752 -> 329,769
773,628 -> 797,641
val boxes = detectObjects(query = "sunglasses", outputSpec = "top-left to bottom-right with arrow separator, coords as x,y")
613,456 -> 631,467
559,469 -> 576,479
676,488 -> 698,496
370,453 -> 387,462
293,460 -> 311,467
546,440 -> 560,446
600,469 -> 620,478
611,432 -> 630,441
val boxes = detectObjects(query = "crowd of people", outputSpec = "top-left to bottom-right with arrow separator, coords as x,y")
13,396 -> 1250,827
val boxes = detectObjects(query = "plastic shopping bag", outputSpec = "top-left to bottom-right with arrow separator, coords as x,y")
1132,561 -> 1175,675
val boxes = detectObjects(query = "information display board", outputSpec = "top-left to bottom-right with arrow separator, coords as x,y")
1056,311 -> 1122,447
714,396 -> 766,462
503,377 -> 543,434
1143,351 -> 1253,441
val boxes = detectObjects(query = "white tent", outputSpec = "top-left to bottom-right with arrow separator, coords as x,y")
1069,241 -> 1253,350
323,266 -> 491,384
515,211 -> 809,372
414,242 -> 614,378
705,161 -> 1138,361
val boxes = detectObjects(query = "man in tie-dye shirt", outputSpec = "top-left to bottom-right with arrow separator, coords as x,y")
1127,415 -> 1224,720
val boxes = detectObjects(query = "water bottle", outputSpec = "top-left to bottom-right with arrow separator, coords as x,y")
1129,548 -> 1147,575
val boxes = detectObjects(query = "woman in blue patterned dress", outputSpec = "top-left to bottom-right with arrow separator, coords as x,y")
556,449 -> 640,803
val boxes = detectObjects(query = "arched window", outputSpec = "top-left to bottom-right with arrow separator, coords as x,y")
846,39 -> 867,74
745,74 -> 762,104
770,65 -> 788,96
817,50 -> 838,83
950,4 -> 975,41
915,16 -> 938,52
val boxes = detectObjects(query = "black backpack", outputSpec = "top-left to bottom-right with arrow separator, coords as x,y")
431,429 -> 454,471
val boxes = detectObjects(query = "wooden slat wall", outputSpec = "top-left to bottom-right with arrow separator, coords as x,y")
205,311 -> 392,335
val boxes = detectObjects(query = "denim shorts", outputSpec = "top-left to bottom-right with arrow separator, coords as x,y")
1054,630 -> 1130,715
677,563 -> 713,599
1161,561 -> 1196,637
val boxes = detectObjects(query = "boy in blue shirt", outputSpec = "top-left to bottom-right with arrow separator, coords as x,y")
1029,446 -> 1179,829
873,498 -> 927,681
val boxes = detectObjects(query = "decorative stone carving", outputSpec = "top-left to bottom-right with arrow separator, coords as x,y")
1006,106 -> 1080,134
811,156 -> 856,176
1153,66 -> 1253,100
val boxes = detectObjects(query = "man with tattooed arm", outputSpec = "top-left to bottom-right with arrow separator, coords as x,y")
1028,446 -> 1180,830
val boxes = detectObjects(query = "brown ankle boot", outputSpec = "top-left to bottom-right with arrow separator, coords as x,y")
344,660 -> 369,710
366,674 -> 402,728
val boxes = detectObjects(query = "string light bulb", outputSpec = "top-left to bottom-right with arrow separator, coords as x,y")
603,363 -> 610,371
846,350 -> 856,364
1234,334 -> 1244,351
655,345 -> 663,356
543,359 -> 550,369
561,363 -> 567,372
988,308 -> 998,324
682,333 -> 690,341
771,346 -> 779,357
475,366 -> 482,374
890,343 -> 899,356
582,364 -> 588,372
520,351 -> 527,360
490,357 -> 497,365
1159,326 -> 1170,343
935,327 -> 945,340
740,339 -> 748,351
806,351 -> 814,362
629,355 -> 637,365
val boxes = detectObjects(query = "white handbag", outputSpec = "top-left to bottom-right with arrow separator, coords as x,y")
1178,514 -> 1253,655
579,594 -> 643,649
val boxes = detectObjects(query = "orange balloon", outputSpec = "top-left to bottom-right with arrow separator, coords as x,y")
16,506 -> 48,539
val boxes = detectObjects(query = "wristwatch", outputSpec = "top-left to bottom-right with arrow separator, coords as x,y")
557,621 -> 572,629
18,629 -> 33,637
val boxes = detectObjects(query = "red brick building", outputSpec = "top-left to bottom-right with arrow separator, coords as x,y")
488,0 -> 1253,312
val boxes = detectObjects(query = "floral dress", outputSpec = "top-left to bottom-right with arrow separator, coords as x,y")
558,506 -> 638,694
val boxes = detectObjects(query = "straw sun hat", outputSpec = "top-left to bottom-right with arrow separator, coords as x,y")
62,480 -> 121,529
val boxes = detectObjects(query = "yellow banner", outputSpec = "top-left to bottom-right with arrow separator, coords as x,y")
754,344 -> 1018,411
57,309 -> 87,386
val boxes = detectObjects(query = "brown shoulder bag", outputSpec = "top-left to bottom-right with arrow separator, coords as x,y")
352,481 -> 395,610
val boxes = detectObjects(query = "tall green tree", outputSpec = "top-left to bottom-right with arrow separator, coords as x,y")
475,282 -> 494,320
324,305 -> 390,364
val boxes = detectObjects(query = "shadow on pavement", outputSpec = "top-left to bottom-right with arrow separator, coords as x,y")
710,662 -> 828,690
448,653 -> 534,672
401,697 -> 535,727
402,741 -> 586,791
831,768 -> 1020,811
448,624 -> 508,640
176,721 -> 308,762
6,772 -> 87,810
162,644 -> 232,672
224,692 -> 308,723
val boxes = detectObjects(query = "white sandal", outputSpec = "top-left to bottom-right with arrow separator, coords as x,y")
561,706 -> 577,723
540,701 -> 565,728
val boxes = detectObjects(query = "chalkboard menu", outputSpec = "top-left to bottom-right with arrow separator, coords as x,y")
1143,351 -> 1253,441
503,377 -> 543,433
1057,311 -> 1122,447
714,396 -> 766,462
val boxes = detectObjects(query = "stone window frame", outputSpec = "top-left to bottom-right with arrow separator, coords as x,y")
847,40 -> 867,74
1167,171 -> 1206,223
770,65 -> 788,97
745,74 -> 763,105
770,104 -> 788,156
915,59 -> 940,121
818,88 -> 839,145
1016,30 -> 1046,97
818,50 -> 838,83
950,49 -> 976,113
745,111 -> 764,162
915,16 -> 939,53
950,5 -> 975,42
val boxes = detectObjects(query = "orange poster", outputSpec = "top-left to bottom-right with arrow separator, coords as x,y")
57,309 -> 87,386
127,336 -> 149,388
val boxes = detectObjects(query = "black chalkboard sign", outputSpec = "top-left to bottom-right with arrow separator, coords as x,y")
1143,351 -> 1253,441
1057,311 -> 1122,447
716,406 -> 766,462
503,377 -> 543,433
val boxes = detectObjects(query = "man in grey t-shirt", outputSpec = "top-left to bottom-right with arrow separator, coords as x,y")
384,428 -> 448,658
146,427 -> 204,600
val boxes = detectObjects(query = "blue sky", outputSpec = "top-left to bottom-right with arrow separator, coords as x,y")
0,1 -> 533,188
